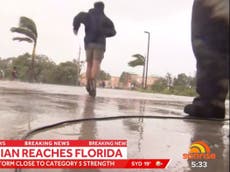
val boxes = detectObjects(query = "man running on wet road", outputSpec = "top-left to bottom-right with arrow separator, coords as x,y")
73,1 -> 116,97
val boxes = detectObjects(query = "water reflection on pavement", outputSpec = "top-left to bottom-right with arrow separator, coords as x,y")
0,81 -> 229,172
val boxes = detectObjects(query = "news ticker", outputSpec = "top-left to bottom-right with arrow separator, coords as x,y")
0,140 -> 170,168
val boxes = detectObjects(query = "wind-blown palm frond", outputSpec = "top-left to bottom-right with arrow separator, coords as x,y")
19,16 -> 38,37
128,54 -> 145,67
11,27 -> 37,42
10,16 -> 38,82
12,37 -> 33,43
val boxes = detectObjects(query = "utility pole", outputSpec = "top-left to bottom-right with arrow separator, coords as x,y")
144,31 -> 150,89
142,57 -> 146,89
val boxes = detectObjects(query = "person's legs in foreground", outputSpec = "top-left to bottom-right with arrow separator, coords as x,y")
184,0 -> 229,119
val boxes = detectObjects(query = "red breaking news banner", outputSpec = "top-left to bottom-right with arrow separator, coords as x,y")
0,159 -> 170,168
1,140 -> 128,147
0,140 -> 170,169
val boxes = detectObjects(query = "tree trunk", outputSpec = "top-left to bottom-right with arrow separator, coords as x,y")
30,42 -> 36,82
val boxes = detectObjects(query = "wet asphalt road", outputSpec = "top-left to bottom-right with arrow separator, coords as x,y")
0,81 -> 229,172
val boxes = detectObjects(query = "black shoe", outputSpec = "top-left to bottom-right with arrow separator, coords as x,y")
184,103 -> 225,119
88,79 -> 96,97
89,90 -> 96,97
86,80 -> 90,93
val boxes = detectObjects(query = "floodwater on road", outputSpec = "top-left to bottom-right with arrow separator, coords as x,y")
0,81 -> 229,172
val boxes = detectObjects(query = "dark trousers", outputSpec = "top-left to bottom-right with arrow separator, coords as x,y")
191,0 -> 229,107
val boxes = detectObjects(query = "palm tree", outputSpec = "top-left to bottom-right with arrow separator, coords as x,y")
10,16 -> 38,82
128,54 -> 145,88
128,54 -> 145,67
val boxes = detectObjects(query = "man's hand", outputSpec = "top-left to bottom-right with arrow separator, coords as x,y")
73,29 -> 78,35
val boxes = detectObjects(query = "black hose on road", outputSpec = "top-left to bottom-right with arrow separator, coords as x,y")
15,115 -> 229,172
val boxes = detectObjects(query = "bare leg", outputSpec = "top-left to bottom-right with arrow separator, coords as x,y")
86,47 -> 104,97
85,61 -> 92,93
86,61 -> 93,81
87,59 -> 101,97
91,59 -> 101,80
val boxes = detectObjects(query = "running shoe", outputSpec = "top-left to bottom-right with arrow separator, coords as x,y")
89,79 -> 96,97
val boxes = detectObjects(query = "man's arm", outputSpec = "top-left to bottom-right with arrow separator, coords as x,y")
102,16 -> 116,37
73,12 -> 87,35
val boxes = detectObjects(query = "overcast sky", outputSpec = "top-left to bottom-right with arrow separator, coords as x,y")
0,0 -> 196,77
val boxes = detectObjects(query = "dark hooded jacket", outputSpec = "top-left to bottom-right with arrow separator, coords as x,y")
73,7 -> 116,50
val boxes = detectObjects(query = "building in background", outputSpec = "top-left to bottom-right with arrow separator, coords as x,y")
80,73 -> 159,89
